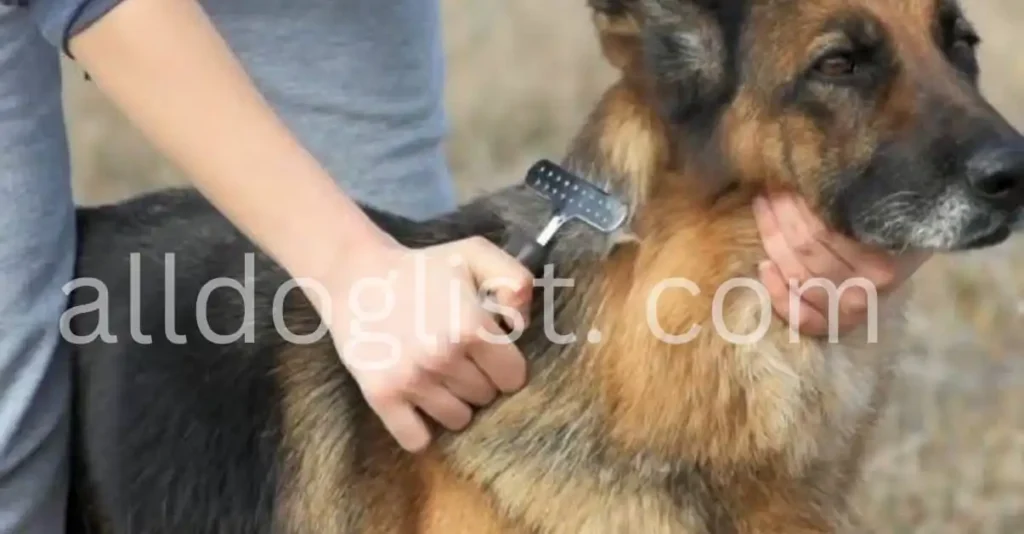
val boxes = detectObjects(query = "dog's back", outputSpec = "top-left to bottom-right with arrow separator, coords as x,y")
68,189 -> 293,533
66,189 -> 512,533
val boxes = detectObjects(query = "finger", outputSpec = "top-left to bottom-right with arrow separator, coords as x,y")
789,196 -> 891,314
460,237 -> 534,324
761,257 -> 870,337
759,260 -> 830,336
408,383 -> 474,432
836,307 -> 870,335
373,399 -> 432,453
774,195 -> 858,276
760,260 -> 803,326
759,259 -> 792,321
755,194 -> 872,319
791,196 -> 898,286
790,295 -> 831,337
464,312 -> 528,394
753,195 -> 823,293
479,290 -> 530,336
441,358 -> 498,407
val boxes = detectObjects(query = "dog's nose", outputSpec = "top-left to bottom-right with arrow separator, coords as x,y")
966,146 -> 1024,209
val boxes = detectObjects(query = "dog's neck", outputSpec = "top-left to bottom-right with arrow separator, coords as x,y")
444,78 -> 768,465
479,77 -> 757,323
436,80 -> 897,529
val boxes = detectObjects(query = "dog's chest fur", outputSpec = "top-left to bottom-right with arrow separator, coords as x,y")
418,282 -> 909,534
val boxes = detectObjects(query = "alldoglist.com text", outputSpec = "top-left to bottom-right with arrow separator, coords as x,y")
58,251 -> 882,369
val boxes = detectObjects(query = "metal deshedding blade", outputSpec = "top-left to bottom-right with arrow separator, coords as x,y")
486,159 -> 631,330
524,159 -> 629,245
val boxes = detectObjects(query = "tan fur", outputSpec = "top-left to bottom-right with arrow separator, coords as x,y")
277,344 -> 423,534
267,1 -> 980,532
416,453 -> 517,534
351,88 -> 909,530
276,346 -> 353,534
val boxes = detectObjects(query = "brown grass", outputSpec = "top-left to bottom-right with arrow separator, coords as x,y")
60,1 -> 1024,532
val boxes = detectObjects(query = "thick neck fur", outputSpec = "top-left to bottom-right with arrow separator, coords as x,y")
427,75 -> 901,532
438,78 -> 769,474
445,74 -> 765,437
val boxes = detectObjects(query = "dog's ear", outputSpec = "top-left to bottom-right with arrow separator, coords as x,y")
590,0 -> 735,125
590,0 -> 644,71
639,1 -> 732,126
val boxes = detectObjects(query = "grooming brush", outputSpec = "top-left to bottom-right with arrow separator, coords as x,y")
506,159 -> 630,274
483,159 -> 630,332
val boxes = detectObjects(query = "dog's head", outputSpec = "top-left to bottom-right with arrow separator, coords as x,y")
590,0 -> 1024,252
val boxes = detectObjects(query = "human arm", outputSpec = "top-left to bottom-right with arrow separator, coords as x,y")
66,0 -> 391,286
57,0 -> 532,451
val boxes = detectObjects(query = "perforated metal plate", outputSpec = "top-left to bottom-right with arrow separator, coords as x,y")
525,159 -> 628,233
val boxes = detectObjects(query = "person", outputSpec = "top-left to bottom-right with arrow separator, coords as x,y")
0,0 -> 931,532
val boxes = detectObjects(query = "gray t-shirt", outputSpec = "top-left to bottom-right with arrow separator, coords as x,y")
0,1 -> 455,532
11,0 -> 459,220
197,0 -> 459,220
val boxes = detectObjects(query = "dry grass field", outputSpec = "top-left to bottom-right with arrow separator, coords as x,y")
59,1 -> 1024,532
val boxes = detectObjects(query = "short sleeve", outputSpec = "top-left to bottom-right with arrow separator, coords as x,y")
0,0 -> 124,55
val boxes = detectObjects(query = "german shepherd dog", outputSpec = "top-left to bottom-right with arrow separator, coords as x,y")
67,0 -> 1024,532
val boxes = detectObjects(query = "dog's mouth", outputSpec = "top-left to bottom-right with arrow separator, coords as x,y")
951,216 -> 1014,251
841,184 -> 1022,253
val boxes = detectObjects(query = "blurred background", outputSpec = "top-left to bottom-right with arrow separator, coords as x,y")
59,1 -> 1024,532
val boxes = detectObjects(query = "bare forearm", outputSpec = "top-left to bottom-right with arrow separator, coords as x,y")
54,0 -> 538,456
67,0 -> 392,282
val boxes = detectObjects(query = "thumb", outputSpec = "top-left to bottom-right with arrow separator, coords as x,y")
453,236 -> 534,325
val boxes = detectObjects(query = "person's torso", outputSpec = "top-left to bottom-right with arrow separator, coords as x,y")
201,0 -> 457,221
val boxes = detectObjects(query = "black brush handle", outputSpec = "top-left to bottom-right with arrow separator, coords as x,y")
500,226 -> 551,276
479,228 -> 551,334
513,238 -> 549,277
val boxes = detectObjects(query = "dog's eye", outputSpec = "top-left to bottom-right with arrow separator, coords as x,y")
951,17 -> 981,51
813,51 -> 857,78
944,15 -> 981,80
